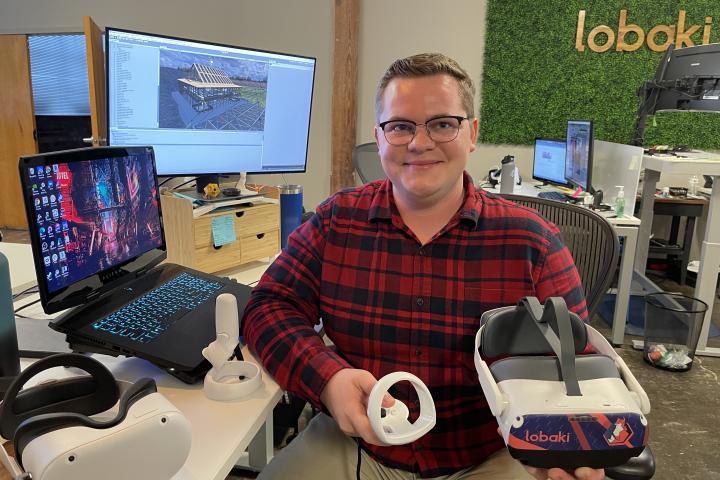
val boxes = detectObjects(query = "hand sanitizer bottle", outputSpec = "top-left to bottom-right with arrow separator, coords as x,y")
615,186 -> 625,218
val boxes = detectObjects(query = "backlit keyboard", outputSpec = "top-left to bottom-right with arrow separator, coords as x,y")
91,272 -> 223,343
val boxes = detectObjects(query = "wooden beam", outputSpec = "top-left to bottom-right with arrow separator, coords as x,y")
330,0 -> 359,193
84,16 -> 107,146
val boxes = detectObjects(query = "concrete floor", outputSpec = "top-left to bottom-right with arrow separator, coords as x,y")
3,228 -> 719,479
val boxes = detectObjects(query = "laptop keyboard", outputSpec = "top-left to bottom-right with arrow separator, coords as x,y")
91,272 -> 224,343
538,191 -> 568,201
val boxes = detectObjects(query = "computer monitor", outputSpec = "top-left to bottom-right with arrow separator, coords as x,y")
532,138 -> 568,187
106,28 -> 316,182
565,120 -> 594,192
653,43 -> 720,112
19,146 -> 165,313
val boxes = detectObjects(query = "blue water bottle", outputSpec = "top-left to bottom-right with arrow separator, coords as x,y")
278,185 -> 303,249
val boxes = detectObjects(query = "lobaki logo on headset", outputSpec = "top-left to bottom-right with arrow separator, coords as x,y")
525,430 -> 572,443
576,9 -> 715,53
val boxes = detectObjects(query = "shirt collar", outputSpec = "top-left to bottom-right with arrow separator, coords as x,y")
368,172 -> 482,227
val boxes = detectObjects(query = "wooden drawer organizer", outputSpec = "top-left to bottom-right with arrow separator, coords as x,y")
160,185 -> 280,273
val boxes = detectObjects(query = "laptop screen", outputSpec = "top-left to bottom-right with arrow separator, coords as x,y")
20,146 -> 166,312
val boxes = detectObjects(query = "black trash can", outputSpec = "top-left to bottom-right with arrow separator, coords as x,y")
643,292 -> 708,371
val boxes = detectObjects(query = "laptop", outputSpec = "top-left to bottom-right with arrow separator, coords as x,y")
18,146 -> 252,381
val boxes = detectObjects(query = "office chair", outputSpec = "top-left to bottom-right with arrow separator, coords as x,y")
352,142 -> 386,183
498,194 -> 619,319
499,194 -> 655,479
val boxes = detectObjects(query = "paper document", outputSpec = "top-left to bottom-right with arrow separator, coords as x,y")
211,215 -> 237,247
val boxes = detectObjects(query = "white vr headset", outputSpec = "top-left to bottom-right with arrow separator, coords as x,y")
0,353 -> 192,480
474,297 -> 650,469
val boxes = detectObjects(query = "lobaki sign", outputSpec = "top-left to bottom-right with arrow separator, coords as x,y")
576,9 -> 715,53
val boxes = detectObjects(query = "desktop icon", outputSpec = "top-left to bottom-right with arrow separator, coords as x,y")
45,212 -> 51,221
39,227 -> 46,237
62,221 -> 69,230
60,208 -> 65,216
37,166 -> 44,177
51,253 -> 58,263
50,240 -> 55,250
31,184 -> 38,194
45,166 -> 51,174
34,198 -> 41,207
54,268 -> 60,277
56,237 -> 63,248
41,242 -> 48,251
50,194 -> 56,203
37,214 -> 43,224
64,233 -> 70,243
42,196 -> 48,205
52,164 -> 59,172
46,271 -> 53,281
59,251 -> 66,260
58,193 -> 64,202
55,222 -> 61,232
48,179 -> 55,189
52,209 -> 59,219
47,226 -> 53,236
61,265 -> 68,275
29,168 -> 36,177
43,256 -> 50,266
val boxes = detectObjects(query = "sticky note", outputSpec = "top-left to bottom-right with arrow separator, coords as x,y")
211,215 -> 236,247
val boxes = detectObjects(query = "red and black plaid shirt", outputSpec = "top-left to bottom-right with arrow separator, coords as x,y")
243,173 -> 587,477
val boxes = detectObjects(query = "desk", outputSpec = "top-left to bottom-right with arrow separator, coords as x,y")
1,259 -> 282,480
0,349 -> 281,480
634,195 -> 708,285
634,153 -> 720,356
0,243 -> 36,294
483,183 -> 640,346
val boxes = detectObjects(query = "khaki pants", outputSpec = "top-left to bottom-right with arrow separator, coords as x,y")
258,413 -> 535,480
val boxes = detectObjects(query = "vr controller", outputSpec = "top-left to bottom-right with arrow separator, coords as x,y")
366,372 -> 436,445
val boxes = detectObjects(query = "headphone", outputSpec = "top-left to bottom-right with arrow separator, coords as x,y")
0,353 -> 191,480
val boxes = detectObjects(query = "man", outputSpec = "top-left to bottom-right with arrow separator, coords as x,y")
243,53 -> 603,480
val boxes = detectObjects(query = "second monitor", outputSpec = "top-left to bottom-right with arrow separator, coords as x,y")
565,120 -> 594,193
533,138 -> 568,187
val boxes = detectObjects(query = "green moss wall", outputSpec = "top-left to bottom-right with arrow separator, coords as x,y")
479,1 -> 720,149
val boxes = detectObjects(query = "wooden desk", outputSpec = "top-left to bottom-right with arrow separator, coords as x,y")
634,195 -> 708,285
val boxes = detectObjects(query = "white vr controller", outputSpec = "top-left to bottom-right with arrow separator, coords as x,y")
202,293 -> 261,401
366,372 -> 436,445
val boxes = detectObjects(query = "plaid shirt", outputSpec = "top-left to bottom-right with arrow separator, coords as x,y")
243,173 -> 587,477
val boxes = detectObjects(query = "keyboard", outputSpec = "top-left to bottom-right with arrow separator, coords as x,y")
537,191 -> 568,201
91,272 -> 223,343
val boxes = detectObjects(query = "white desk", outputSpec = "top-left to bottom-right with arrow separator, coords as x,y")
0,243 -> 36,294
633,153 -> 720,357
2,259 -> 283,480
9,349 -> 282,480
484,183 -> 641,345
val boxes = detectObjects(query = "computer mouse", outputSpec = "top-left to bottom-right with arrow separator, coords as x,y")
222,188 -> 240,197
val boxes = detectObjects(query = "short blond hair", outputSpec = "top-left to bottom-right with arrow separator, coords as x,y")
375,53 -> 476,121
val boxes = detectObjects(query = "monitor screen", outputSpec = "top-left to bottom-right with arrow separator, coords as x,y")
20,146 -> 165,313
106,28 -> 316,176
532,138 -> 568,186
565,120 -> 594,191
654,43 -> 720,112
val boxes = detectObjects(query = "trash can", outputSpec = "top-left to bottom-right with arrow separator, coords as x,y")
278,184 -> 303,249
643,292 -> 708,371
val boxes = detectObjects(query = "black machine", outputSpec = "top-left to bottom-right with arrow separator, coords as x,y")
18,146 -> 253,383
633,43 -> 720,145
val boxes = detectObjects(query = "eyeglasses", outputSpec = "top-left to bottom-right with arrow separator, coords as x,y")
378,115 -> 469,146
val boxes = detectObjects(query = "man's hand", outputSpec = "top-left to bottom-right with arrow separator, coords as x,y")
320,368 -> 395,446
524,465 -> 605,480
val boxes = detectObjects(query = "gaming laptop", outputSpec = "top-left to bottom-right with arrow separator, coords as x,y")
18,146 -> 252,381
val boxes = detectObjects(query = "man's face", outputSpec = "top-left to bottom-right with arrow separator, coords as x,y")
374,74 -> 478,205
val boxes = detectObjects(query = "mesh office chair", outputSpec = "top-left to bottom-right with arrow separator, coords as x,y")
499,194 -> 654,479
498,194 -> 619,318
352,142 -> 386,183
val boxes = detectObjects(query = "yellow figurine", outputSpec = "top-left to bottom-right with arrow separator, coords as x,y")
203,182 -> 220,199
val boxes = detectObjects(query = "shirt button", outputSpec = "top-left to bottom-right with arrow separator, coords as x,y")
418,247 -> 426,256
416,297 -> 424,307
415,348 -> 422,357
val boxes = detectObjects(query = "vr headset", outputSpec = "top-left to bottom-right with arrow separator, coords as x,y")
0,353 -> 192,480
474,297 -> 650,469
